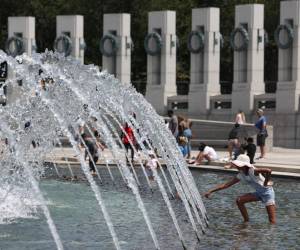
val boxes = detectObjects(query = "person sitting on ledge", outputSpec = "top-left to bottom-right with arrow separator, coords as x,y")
204,154 -> 276,224
188,143 -> 218,165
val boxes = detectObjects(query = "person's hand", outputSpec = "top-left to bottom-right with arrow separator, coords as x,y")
203,192 -> 212,199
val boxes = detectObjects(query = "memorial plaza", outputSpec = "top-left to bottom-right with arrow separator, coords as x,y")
0,1 -> 299,249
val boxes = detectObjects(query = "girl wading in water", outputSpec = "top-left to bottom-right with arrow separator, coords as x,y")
204,154 -> 276,224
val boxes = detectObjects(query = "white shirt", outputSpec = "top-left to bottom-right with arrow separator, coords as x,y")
235,113 -> 245,125
146,158 -> 158,170
203,146 -> 218,160
237,167 -> 268,192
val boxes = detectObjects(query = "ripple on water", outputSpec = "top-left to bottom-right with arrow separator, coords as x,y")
0,170 -> 299,249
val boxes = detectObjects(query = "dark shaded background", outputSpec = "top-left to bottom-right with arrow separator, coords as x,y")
0,0 -> 280,94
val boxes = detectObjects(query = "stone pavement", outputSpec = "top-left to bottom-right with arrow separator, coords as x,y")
47,147 -> 300,179
189,147 -> 300,178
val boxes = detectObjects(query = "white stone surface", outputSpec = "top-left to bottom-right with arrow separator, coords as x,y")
231,4 -> 265,113
188,8 -> 220,116
56,15 -> 84,63
8,16 -> 36,56
102,13 -> 131,84
6,17 -> 36,105
145,11 -> 177,115
276,1 -> 300,113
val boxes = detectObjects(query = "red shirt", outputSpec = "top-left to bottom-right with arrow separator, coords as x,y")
122,126 -> 135,145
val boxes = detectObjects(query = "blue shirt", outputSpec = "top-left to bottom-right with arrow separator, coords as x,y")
255,116 -> 267,132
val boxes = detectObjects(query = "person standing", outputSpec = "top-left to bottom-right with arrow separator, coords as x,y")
167,110 -> 178,138
122,122 -> 135,163
183,121 -> 193,159
81,133 -> 100,176
243,137 -> 257,164
235,110 -> 246,125
178,136 -> 188,158
255,109 -> 268,159
145,151 -> 159,181
227,123 -> 241,159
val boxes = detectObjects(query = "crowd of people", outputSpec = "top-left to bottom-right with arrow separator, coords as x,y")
227,109 -> 268,163
166,108 -> 268,164
167,109 -> 275,224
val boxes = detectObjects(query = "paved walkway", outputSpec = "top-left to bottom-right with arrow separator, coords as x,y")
47,147 -> 300,178
189,147 -> 300,178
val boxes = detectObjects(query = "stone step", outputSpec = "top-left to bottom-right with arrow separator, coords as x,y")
188,164 -> 300,179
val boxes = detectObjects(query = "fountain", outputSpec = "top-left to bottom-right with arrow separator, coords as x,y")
0,51 -> 207,249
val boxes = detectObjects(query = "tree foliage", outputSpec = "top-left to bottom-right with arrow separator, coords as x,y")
0,0 -> 280,92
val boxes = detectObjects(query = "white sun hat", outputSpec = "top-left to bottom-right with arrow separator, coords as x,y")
230,154 -> 253,168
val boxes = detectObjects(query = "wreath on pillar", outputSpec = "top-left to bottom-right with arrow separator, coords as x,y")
5,36 -> 25,57
264,30 -> 269,47
230,27 -> 249,51
218,32 -> 224,48
54,34 -> 73,56
187,30 -> 205,53
100,34 -> 119,57
172,35 -> 180,50
274,24 -> 294,50
144,32 -> 162,56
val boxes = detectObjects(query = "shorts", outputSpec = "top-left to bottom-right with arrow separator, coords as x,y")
253,187 -> 275,206
257,134 -> 266,146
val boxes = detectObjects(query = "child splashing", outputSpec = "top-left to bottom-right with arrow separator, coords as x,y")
204,154 -> 276,224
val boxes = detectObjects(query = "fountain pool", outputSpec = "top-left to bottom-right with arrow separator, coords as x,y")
0,168 -> 299,250
0,51 -> 207,250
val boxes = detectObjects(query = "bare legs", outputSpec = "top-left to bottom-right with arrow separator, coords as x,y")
236,193 -> 276,224
228,143 -> 233,159
259,145 -> 266,158
190,152 -> 211,165
236,193 -> 259,222
228,139 -> 239,159
266,204 -> 276,224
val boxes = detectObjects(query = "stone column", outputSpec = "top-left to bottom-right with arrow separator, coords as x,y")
276,0 -> 300,113
56,15 -> 85,63
188,8 -> 220,117
7,16 -> 36,56
102,14 -> 131,84
231,4 -> 265,114
4,17 -> 36,105
145,11 -> 177,115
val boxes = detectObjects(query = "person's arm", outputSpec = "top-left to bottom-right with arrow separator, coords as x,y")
204,177 -> 240,198
254,168 -> 272,186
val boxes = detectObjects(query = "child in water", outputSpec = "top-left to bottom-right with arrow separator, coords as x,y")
145,151 -> 159,181
204,154 -> 276,224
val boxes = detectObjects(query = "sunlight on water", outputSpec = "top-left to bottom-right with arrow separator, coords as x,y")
0,50 -> 207,249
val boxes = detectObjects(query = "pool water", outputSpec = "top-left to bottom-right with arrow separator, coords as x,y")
0,169 -> 299,250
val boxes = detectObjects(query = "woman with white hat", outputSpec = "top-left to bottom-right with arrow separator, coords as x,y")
204,154 -> 276,224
